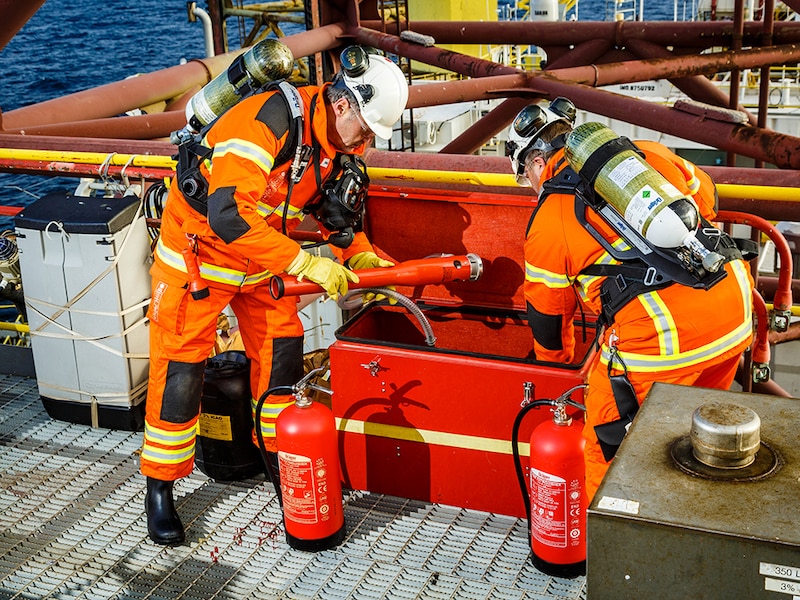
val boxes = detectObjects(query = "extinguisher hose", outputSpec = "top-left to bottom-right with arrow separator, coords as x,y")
512,389 -> 587,533
254,385 -> 295,507
339,287 -> 437,346
511,400 -> 557,528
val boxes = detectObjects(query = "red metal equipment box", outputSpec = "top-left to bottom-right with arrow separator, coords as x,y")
329,185 -> 596,518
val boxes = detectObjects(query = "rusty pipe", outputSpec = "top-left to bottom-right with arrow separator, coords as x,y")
1,57 -> 230,129
717,210 -> 793,327
0,0 -> 46,52
2,111 -> 188,140
269,253 -> 483,299
359,19 -> 800,47
1,22 -> 349,131
523,78 -> 800,169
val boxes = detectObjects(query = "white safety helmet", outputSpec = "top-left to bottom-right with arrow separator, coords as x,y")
335,46 -> 409,140
506,97 -> 577,186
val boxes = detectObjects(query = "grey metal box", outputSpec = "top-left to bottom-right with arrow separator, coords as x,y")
588,382 -> 800,599
15,194 -> 151,430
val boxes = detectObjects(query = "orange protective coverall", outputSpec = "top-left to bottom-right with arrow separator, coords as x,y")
524,142 -> 754,500
140,84 -> 375,481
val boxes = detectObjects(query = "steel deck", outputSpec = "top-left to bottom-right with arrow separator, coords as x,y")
0,374 -> 586,600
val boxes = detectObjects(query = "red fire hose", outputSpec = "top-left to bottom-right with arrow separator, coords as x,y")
717,210 -> 793,330
269,253 -> 483,299
750,289 -> 771,384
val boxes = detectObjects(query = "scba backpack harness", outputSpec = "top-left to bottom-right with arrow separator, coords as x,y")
173,81 -> 366,248
533,140 -> 752,460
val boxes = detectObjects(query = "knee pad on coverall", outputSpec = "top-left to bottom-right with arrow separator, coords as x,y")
253,335 -> 304,453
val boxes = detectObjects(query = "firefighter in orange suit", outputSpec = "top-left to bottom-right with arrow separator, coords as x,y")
507,98 -> 754,501
141,46 -> 409,545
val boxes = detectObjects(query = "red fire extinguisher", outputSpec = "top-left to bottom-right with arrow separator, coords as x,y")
255,367 -> 346,552
512,383 -> 587,578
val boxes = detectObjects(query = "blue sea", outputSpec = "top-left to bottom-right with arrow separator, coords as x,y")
0,0 -> 674,230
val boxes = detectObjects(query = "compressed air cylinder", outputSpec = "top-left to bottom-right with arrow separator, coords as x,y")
185,38 -> 294,132
565,122 -> 699,249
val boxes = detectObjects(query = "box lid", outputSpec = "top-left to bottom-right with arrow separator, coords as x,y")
16,193 -> 140,235
364,184 -> 535,311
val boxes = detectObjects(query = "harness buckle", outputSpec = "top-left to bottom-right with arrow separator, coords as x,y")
291,144 -> 314,183
643,266 -> 658,286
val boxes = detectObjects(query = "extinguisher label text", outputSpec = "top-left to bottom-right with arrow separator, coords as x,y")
530,468 -> 568,548
279,451 -> 319,524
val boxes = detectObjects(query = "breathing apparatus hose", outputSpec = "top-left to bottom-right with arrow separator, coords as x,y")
511,386 -> 587,532
339,287 -> 437,346
254,384 -> 295,507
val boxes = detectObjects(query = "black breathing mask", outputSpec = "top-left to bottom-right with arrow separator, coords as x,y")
305,154 -> 369,248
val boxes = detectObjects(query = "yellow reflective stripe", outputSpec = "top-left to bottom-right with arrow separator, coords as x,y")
200,263 -> 255,286
142,422 -> 197,465
337,418 -> 531,456
242,271 -> 273,286
155,238 -> 273,287
731,260 -> 753,318
213,138 -> 274,173
141,444 -> 196,465
256,399 -> 295,418
525,262 -> 571,288
144,422 -> 196,445
637,291 -> 678,355
600,319 -> 752,372
682,159 -> 701,195
257,200 -> 305,220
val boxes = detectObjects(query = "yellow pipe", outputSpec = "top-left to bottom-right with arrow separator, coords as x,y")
716,183 -> 800,201
0,148 -> 176,169
369,167 -> 516,187
0,321 -> 29,333
2,148 -> 800,202
767,303 -> 800,316
371,168 -> 800,202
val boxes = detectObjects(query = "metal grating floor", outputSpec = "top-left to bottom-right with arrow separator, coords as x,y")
0,374 -> 587,600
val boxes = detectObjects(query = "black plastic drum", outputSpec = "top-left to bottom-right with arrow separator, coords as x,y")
195,350 -> 263,481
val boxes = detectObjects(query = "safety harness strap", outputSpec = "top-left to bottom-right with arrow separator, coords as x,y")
594,348 -> 641,462
174,82 -> 306,217
535,164 -> 744,461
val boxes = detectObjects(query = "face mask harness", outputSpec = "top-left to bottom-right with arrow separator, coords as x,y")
304,154 -> 370,249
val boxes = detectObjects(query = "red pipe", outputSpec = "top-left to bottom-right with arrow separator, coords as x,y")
0,158 -> 174,181
717,210 -> 793,326
2,111 -> 187,140
358,19 -> 800,48
1,22 -> 348,131
269,254 -> 483,299
750,289 -> 771,383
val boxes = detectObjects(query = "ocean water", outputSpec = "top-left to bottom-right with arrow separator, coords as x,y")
0,0 -> 674,229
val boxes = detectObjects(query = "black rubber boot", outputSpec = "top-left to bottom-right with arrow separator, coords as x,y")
145,477 -> 185,545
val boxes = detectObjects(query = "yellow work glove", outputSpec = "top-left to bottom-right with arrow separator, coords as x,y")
286,250 -> 359,301
346,251 -> 396,304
